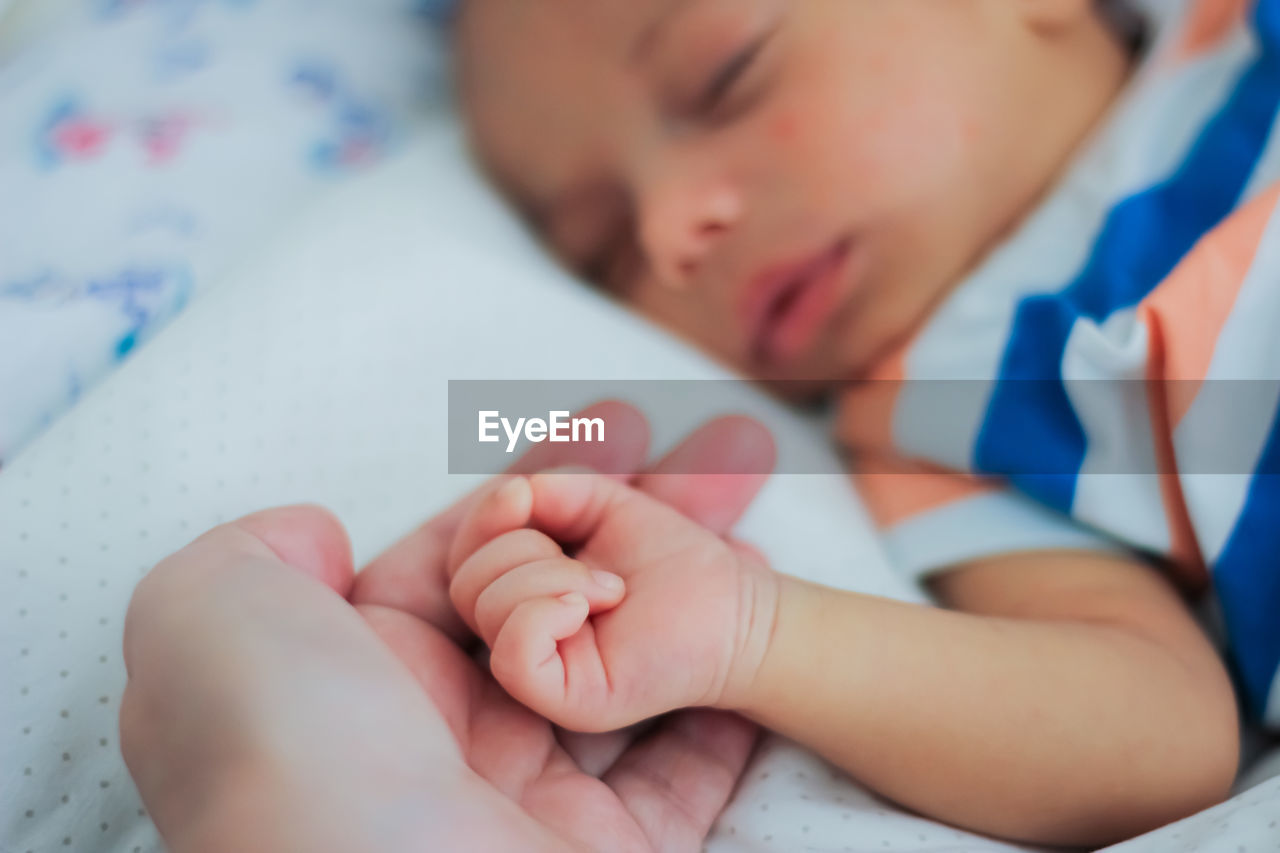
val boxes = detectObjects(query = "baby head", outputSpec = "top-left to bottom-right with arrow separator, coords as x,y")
456,1 -> 1133,391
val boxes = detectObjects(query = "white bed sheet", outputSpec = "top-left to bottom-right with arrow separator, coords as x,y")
2,119 -> 1278,853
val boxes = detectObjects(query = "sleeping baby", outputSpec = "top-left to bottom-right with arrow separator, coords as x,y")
447,0 -> 1280,846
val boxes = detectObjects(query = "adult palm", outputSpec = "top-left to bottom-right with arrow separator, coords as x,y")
121,403 -> 776,853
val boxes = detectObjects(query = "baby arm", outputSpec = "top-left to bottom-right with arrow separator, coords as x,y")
448,473 -> 1239,848
744,551 -> 1239,846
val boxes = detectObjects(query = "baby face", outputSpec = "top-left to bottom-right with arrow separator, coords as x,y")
459,0 -> 1125,390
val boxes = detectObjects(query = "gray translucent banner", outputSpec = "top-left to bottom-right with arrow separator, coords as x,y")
448,379 -> 1280,476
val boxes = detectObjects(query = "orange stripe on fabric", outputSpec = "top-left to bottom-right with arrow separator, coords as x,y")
1140,182 -> 1279,423
1137,182 -> 1279,586
1176,0 -> 1252,61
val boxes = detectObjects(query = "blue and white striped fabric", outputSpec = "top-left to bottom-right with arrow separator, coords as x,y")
843,0 -> 1280,725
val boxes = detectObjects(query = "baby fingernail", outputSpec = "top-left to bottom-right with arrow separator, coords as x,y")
591,570 -> 624,592
559,592 -> 589,608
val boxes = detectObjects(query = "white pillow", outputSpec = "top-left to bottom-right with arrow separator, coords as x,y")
0,115 -> 925,853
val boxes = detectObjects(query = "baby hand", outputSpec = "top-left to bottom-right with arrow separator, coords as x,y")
446,472 -> 780,733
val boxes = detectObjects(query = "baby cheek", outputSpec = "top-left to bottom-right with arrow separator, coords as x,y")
769,113 -> 802,146
757,96 -> 946,212
758,107 -> 861,208
765,110 -> 846,179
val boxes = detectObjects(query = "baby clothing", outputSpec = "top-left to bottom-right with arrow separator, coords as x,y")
841,0 -> 1280,725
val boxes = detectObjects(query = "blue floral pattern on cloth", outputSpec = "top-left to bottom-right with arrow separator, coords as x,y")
0,0 -> 446,466
290,59 -> 396,171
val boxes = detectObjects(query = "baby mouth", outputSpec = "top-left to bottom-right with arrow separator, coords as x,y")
747,238 -> 854,367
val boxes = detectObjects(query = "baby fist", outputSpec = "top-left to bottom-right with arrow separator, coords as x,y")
447,472 -> 779,732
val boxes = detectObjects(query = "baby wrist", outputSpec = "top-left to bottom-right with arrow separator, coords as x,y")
714,558 -> 784,712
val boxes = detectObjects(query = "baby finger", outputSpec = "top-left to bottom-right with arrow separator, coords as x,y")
474,558 -> 624,647
490,593 -> 593,722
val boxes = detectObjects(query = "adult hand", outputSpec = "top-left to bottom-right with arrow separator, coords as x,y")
121,403 -> 776,852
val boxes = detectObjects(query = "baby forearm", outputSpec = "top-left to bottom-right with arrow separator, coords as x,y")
731,578 -> 1237,847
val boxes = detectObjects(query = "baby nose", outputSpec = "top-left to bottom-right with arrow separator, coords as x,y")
641,185 -> 743,290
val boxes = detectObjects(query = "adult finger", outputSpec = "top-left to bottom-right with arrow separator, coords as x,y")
356,603 -> 560,803
124,504 -> 356,682
633,415 -> 775,536
605,709 -> 760,852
